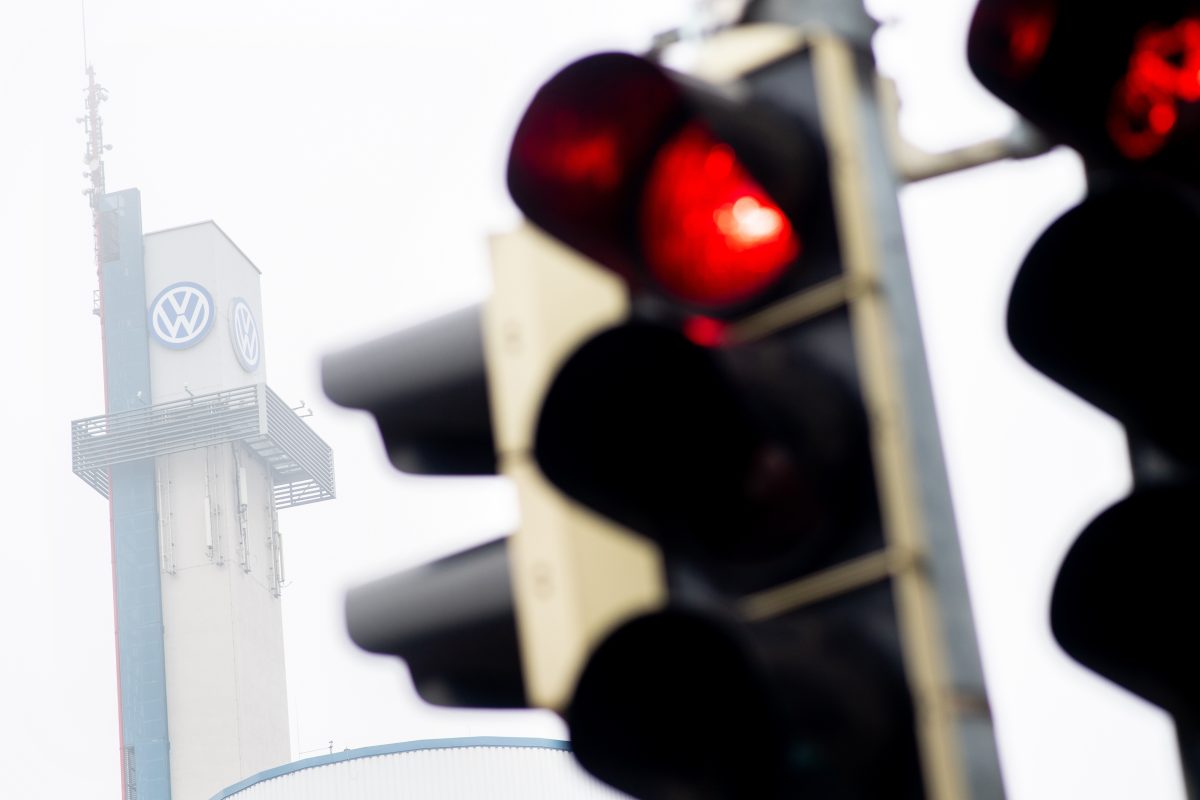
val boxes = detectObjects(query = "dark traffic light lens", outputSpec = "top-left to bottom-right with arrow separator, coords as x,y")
569,603 -> 922,800
639,122 -> 800,308
534,318 -> 878,592
968,0 -> 1058,82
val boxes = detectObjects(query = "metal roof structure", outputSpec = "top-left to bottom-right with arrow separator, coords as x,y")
210,737 -> 631,800
71,383 -> 334,509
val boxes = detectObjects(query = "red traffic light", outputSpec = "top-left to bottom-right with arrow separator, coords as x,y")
1108,16 -> 1200,159
969,0 -> 1200,171
507,52 -> 826,316
640,122 -> 800,307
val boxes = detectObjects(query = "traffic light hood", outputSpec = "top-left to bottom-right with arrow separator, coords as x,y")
322,305 -> 496,474
344,538 -> 526,708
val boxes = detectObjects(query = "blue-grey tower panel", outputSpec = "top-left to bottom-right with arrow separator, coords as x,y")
99,188 -> 172,800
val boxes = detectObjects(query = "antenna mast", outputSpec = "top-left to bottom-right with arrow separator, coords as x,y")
81,65 -> 110,273
80,0 -> 111,279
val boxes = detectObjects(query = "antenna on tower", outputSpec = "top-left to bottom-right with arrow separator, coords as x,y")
81,66 -> 110,209
79,0 -> 113,296
80,0 -> 109,205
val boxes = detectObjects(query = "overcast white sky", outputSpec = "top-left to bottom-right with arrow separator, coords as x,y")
0,0 -> 1187,798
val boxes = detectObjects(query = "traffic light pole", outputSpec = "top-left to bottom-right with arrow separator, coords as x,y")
802,27 -> 1006,800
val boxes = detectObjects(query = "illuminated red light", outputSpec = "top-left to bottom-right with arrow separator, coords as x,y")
683,316 -> 728,348
639,123 -> 800,308
1109,17 -> 1200,159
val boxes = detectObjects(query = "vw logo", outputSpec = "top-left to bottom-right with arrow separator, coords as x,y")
229,298 -> 261,372
148,282 -> 214,349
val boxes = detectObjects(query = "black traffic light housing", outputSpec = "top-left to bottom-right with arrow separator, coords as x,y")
325,17 -> 1002,800
503,26 -> 995,800
970,0 -> 1200,786
323,307 -> 531,711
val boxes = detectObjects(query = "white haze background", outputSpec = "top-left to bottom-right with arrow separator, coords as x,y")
0,0 -> 1184,797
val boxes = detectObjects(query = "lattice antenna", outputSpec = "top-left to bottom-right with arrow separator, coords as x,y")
79,0 -> 111,277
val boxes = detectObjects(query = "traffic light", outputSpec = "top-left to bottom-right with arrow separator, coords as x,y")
324,16 -> 1004,800
505,23 -> 1002,800
324,286 -> 664,713
969,0 -> 1200,171
322,307 -> 524,708
969,0 -> 1200,778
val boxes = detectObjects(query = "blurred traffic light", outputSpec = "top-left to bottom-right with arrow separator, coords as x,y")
344,537 -> 525,708
325,16 -> 1003,800
323,309 -> 527,710
322,304 -> 495,476
969,0 -> 1200,775
506,25 -> 999,800
969,0 -> 1200,170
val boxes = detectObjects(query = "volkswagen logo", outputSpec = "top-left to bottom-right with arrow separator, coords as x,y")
229,298 -> 261,372
148,282 -> 214,349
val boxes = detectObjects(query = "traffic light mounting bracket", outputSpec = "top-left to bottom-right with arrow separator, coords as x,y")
880,73 -> 1053,184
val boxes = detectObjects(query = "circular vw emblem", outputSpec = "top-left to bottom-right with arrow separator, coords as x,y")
229,298 -> 261,372
148,282 -> 214,349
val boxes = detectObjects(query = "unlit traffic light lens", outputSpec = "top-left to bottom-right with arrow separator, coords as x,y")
968,0 -> 1058,81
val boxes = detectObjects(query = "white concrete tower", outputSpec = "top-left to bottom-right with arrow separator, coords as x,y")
73,216 -> 334,800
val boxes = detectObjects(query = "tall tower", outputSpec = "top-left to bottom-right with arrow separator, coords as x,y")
71,71 -> 335,800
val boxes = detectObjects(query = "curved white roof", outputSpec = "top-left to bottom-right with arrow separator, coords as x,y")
211,737 -> 630,800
